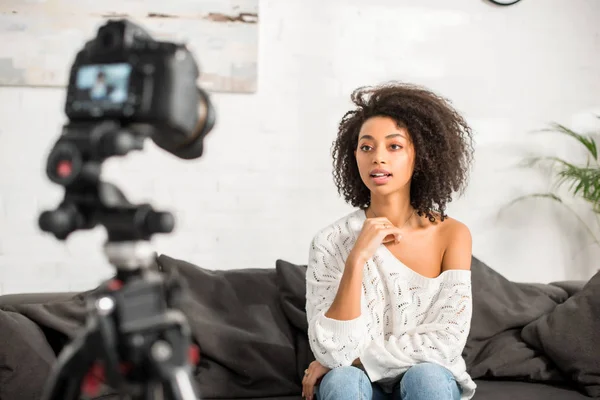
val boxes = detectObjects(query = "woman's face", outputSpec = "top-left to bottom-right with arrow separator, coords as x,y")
354,116 -> 415,197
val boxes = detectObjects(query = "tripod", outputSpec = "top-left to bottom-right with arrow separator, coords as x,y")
38,121 -> 200,400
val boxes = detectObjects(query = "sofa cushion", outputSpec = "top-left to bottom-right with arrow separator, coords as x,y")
549,280 -> 586,297
275,259 -> 315,384
0,292 -> 79,307
275,259 -> 308,333
522,271 -> 600,398
156,254 -> 303,399
0,309 -> 56,400
463,256 -> 570,383
473,379 -> 591,400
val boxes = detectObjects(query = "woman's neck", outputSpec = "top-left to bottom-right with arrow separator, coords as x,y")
368,193 -> 415,228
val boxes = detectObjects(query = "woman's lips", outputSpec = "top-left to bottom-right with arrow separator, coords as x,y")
371,174 -> 391,185
370,169 -> 392,185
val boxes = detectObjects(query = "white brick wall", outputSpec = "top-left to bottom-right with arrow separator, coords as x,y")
1,0 -> 600,295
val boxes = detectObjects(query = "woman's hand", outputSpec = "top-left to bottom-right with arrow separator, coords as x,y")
349,217 -> 403,265
302,360 -> 330,400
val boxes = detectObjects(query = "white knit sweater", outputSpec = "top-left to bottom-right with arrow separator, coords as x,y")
306,209 -> 476,399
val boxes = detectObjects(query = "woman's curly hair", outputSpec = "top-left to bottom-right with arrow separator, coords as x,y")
332,82 -> 474,222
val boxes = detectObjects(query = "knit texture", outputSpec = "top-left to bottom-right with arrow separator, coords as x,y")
306,209 -> 476,399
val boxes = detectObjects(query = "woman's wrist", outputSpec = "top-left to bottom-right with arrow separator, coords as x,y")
346,250 -> 367,270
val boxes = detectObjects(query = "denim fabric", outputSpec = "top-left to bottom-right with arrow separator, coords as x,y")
316,363 -> 461,400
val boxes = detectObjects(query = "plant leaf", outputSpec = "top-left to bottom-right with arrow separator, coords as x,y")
554,164 -> 600,207
519,155 -> 576,169
539,123 -> 598,160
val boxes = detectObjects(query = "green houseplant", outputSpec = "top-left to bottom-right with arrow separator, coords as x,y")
502,118 -> 600,249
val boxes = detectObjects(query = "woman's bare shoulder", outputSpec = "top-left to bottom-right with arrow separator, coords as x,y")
437,216 -> 472,271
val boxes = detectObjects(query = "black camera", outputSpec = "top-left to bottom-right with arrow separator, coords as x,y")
64,18 -> 215,161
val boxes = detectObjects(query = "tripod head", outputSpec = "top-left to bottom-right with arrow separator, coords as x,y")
37,19 -> 213,400
38,120 -> 176,270
39,120 -> 173,267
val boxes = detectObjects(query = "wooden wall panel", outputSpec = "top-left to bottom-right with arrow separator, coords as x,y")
0,0 -> 258,92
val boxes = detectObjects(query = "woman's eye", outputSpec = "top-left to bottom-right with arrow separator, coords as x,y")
390,144 -> 403,150
360,145 -> 371,151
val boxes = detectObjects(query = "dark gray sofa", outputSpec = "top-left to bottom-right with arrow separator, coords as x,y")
1,254 -> 598,400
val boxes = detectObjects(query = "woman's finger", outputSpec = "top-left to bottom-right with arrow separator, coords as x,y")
374,222 -> 399,230
305,378 -> 315,400
309,371 -> 324,399
366,217 -> 390,222
378,226 -> 403,240
302,369 -> 312,398
302,370 -> 318,400
366,217 -> 395,227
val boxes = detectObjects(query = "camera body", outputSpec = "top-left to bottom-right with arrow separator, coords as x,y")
63,19 -> 214,160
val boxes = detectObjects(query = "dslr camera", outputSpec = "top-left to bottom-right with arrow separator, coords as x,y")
65,18 -> 215,160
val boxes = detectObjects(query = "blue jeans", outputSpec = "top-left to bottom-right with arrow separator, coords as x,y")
316,363 -> 461,400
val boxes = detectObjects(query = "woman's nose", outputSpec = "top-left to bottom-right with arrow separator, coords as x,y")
372,150 -> 386,164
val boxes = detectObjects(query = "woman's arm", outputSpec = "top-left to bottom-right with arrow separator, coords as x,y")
305,235 -> 369,368
323,252 -> 364,320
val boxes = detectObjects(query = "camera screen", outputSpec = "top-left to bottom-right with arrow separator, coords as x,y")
74,63 -> 131,104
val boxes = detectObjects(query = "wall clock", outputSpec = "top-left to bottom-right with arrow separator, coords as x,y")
488,0 -> 522,5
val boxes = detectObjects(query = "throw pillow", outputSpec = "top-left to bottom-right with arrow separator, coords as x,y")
521,271 -> 600,397
157,254 -> 302,398
275,259 -> 315,383
0,309 -> 56,400
464,256 -> 570,383
275,259 -> 308,332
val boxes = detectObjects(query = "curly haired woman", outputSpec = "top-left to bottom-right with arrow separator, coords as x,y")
302,82 -> 476,400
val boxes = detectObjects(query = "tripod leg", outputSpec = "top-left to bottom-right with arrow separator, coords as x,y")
145,327 -> 200,400
161,367 -> 198,400
41,323 -> 99,400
